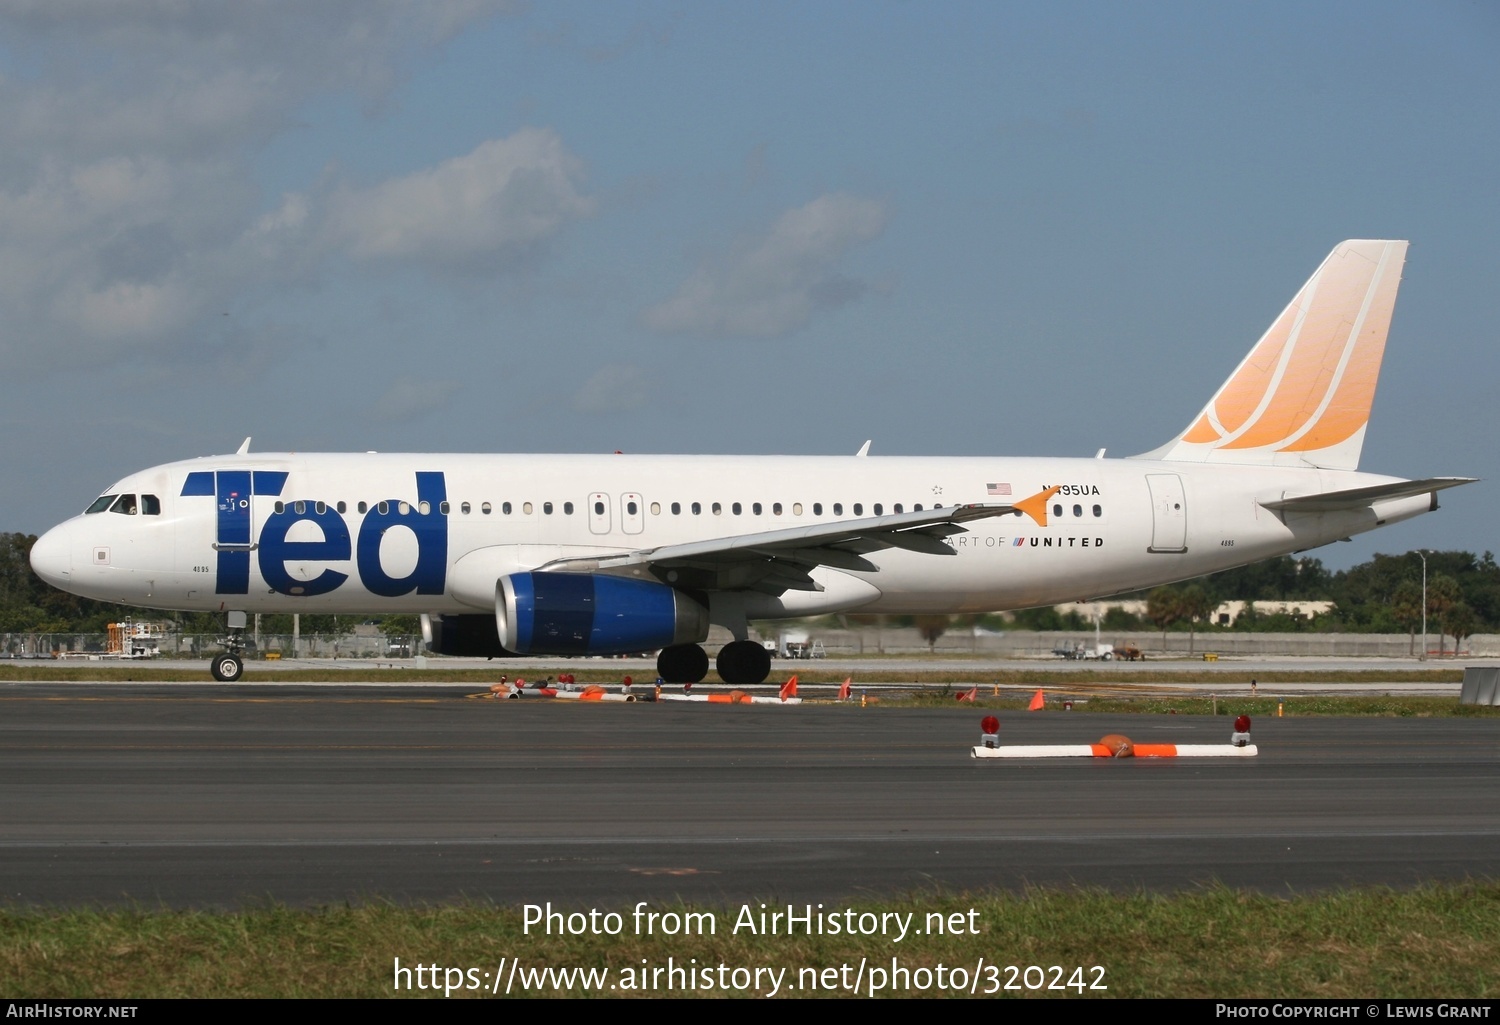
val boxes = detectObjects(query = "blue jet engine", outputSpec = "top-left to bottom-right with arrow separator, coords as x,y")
496,572 -> 709,656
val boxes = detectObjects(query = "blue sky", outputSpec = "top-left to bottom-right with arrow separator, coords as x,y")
1,1 -> 1496,569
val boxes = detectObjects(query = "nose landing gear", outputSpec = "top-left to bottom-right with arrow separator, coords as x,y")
210,610 -> 248,683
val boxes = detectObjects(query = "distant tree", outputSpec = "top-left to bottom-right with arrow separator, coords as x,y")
1390,580 -> 1423,656
1146,588 -> 1183,651
1177,585 -> 1217,656
1102,605 -> 1144,631
1426,575 -> 1460,656
913,615 -> 951,653
377,615 -> 421,637
1442,602 -> 1476,657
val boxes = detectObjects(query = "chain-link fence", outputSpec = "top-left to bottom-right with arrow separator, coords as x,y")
3,628 -> 1492,660
0,631 -> 412,660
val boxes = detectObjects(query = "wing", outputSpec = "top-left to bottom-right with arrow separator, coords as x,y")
533,503 -> 1016,595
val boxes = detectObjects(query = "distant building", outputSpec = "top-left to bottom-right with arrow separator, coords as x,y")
1211,600 -> 1335,626
1048,598 -> 1334,627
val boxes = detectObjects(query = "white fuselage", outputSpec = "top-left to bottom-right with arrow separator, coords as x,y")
29,451 -> 1432,618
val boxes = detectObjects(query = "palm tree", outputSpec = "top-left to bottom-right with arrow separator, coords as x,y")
1178,584 -> 1217,656
1146,587 -> 1183,654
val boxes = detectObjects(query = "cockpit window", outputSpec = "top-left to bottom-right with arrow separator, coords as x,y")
109,494 -> 138,515
141,494 -> 161,516
86,495 -> 117,514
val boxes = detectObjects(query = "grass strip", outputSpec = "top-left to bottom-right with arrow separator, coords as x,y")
883,694 -> 1500,716
2,886 -> 1495,998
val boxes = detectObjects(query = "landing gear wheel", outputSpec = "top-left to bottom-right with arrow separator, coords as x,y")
716,640 -> 771,686
657,644 -> 709,683
210,654 -> 244,683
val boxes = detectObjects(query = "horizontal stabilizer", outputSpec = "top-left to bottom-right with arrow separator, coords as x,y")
1259,477 -> 1476,513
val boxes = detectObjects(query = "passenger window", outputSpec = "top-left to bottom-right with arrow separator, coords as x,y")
853,503 -> 863,515
873,503 -> 882,516
671,502 -> 681,515
378,501 -> 389,515
522,502 -> 533,514
594,501 -> 605,515
893,503 -> 902,514
1093,505 -> 1102,517
650,502 -> 661,515
914,504 -> 922,512
461,502 -> 471,514
692,502 -> 702,515
732,502 -> 742,515
543,502 -> 553,515
792,503 -> 802,515
1052,503 -> 1063,517
712,502 -> 722,515
317,501 -> 327,515
752,502 -> 762,515
86,495 -> 116,514
773,503 -> 783,515
627,501 -> 638,515
813,503 -> 822,515
482,502 -> 492,514
294,501 -> 306,515
502,502 -> 511,514
142,495 -> 161,515
564,502 -> 574,514
832,503 -> 842,515
274,501 -> 285,514
337,501 -> 347,514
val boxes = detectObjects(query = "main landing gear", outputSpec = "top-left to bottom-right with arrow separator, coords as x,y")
716,640 -> 771,686
657,644 -> 710,684
655,640 -> 772,685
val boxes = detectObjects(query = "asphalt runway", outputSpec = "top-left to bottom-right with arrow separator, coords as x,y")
1,682 -> 1496,908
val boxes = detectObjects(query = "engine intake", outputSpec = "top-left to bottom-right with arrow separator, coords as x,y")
496,572 -> 709,656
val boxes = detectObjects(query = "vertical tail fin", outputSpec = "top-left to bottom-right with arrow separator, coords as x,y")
1141,240 -> 1408,470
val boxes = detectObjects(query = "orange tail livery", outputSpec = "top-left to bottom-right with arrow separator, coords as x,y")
1143,240 -> 1406,471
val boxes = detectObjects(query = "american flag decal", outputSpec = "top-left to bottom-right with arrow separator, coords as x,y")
986,482 -> 1012,496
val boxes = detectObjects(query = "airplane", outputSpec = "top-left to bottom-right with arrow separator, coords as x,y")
28,240 -> 1473,685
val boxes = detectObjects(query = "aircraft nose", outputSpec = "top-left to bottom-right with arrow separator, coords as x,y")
29,522 -> 74,589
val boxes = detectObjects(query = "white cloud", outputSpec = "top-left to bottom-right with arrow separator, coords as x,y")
643,193 -> 888,339
570,364 -> 652,414
326,130 -> 595,270
0,2 -> 526,365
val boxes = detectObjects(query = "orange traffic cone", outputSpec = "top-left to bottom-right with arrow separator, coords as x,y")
1028,688 -> 1046,711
